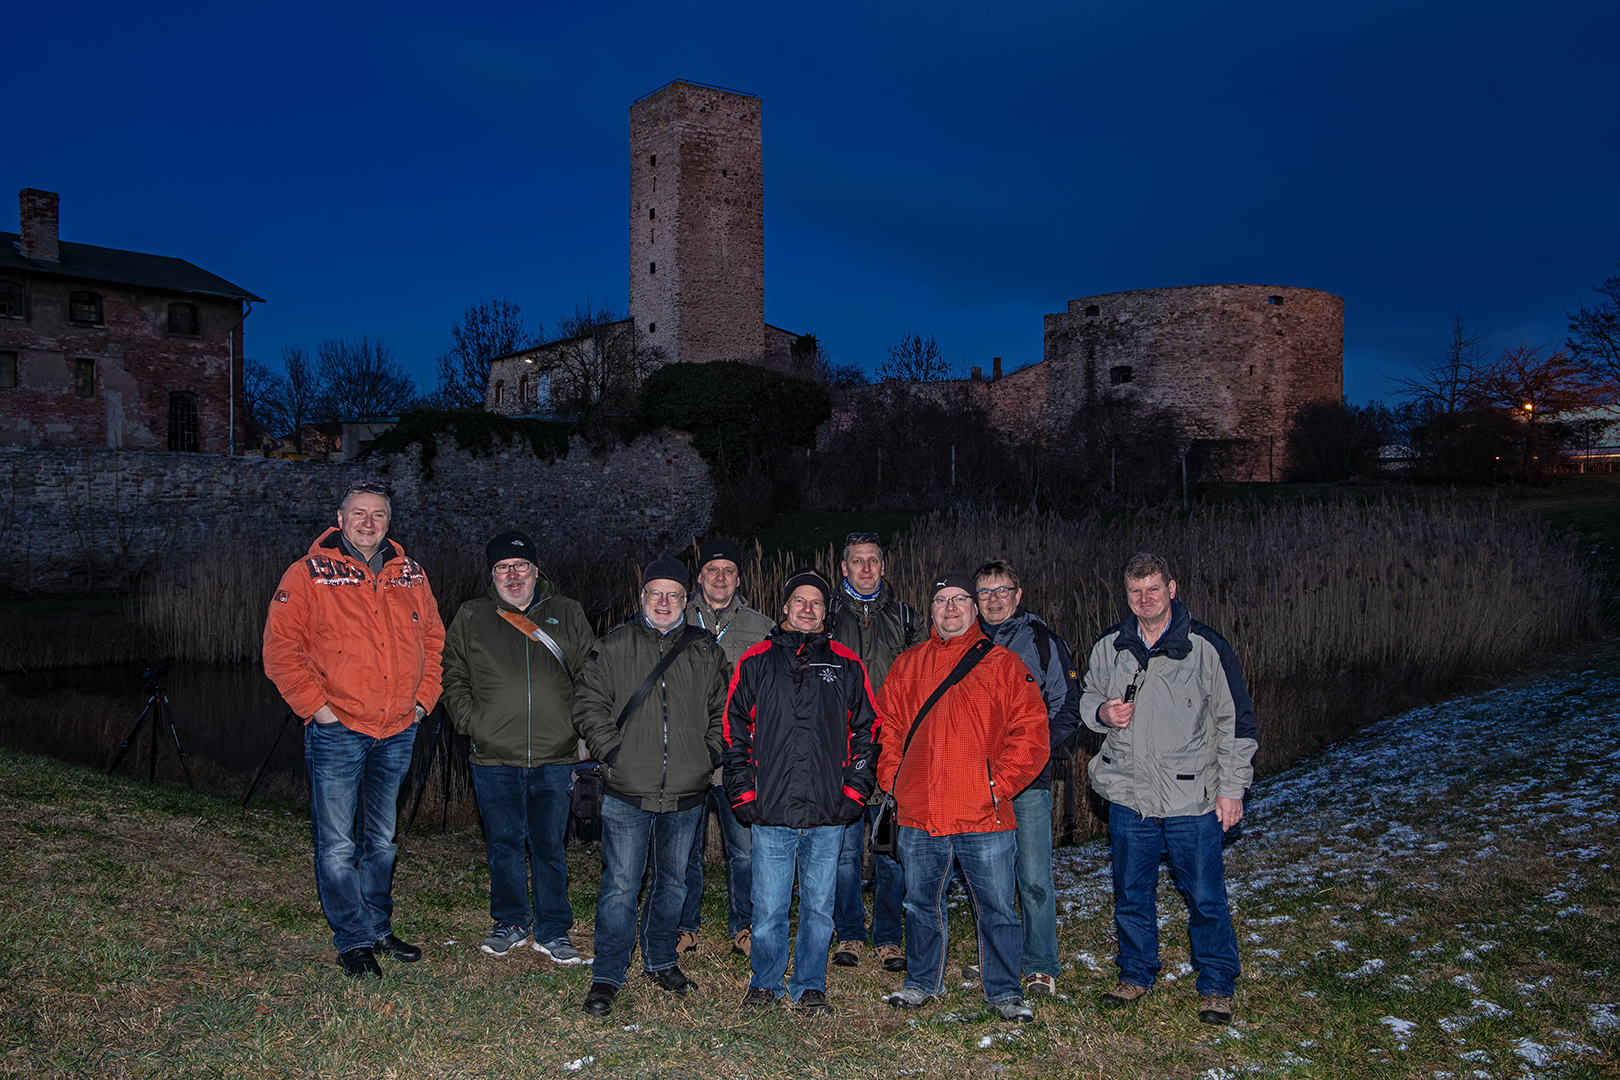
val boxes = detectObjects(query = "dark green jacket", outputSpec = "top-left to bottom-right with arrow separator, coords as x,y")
572,616 -> 729,813
829,581 -> 923,694
441,580 -> 596,768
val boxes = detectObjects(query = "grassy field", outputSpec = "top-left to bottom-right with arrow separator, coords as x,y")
3,649 -> 1616,1079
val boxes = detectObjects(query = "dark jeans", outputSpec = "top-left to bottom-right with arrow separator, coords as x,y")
750,824 -> 841,1000
304,718 -> 418,953
899,825 -> 1022,1004
1108,802 -> 1241,997
834,807 -> 904,947
470,762 -> 575,943
592,796 -> 702,989
1013,787 -> 1060,978
679,785 -> 752,936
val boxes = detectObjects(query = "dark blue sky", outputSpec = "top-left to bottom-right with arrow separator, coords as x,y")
8,1 -> 1617,403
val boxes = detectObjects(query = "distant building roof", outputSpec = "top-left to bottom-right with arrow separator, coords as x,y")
0,232 -> 264,303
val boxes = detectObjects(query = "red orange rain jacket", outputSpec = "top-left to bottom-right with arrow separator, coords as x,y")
875,623 -> 1049,836
263,527 -> 445,738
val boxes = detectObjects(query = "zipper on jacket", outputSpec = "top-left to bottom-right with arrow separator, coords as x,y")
525,632 -> 533,768
659,633 -> 670,806
986,757 -> 1001,823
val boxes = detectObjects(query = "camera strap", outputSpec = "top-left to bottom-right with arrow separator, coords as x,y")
498,609 -> 573,684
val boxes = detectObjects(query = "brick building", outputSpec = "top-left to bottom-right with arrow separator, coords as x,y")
0,189 -> 263,453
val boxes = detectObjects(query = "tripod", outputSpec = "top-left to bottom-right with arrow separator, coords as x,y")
108,665 -> 196,790
242,709 -> 299,811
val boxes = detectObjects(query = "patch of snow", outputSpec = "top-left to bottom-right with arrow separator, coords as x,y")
1339,958 -> 1386,978
1589,1003 -> 1619,1033
1513,1039 -> 1552,1066
562,1056 -> 595,1071
1472,999 -> 1511,1018
1440,1016 -> 1477,1034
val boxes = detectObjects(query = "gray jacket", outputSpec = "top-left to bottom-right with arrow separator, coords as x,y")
1079,600 -> 1257,818
685,593 -> 775,673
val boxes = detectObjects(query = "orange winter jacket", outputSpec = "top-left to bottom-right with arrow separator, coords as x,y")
874,624 -> 1048,836
263,528 -> 445,738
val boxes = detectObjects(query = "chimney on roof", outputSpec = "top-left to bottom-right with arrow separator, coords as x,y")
992,357 -> 1002,380
971,365 -> 983,382
19,189 -> 60,262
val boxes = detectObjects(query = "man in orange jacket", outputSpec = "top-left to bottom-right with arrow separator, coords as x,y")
264,482 -> 445,979
874,571 -> 1048,1022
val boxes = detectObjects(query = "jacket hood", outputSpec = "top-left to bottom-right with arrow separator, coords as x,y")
310,525 -> 403,565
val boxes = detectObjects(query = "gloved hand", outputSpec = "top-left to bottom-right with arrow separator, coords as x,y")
732,799 -> 760,827
835,797 -> 866,826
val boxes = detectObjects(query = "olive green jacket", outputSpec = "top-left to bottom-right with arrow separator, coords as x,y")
572,616 -> 729,813
441,580 -> 596,768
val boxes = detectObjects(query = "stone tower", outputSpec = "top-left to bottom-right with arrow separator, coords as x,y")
628,80 -> 765,364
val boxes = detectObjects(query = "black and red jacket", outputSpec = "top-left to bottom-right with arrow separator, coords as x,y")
721,624 -> 880,829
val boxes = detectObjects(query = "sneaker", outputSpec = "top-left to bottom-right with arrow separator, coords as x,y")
732,928 -> 752,957
1198,994 -> 1233,1025
793,988 -> 833,1015
1101,981 -> 1151,1007
677,930 -> 700,954
535,937 -> 586,966
1025,972 -> 1057,997
876,943 -> 907,972
885,987 -> 934,1009
990,997 -> 1034,1023
832,940 -> 862,967
740,985 -> 776,1009
479,924 -> 531,957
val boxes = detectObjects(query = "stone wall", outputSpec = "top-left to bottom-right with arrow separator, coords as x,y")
0,428 -> 713,594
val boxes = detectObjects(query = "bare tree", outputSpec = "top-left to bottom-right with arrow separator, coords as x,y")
877,333 -> 952,382
240,358 -> 281,449
1567,268 -> 1620,392
433,297 -> 539,409
544,299 -> 666,428
257,344 -> 327,450
1390,306 -> 1490,415
316,336 -> 419,420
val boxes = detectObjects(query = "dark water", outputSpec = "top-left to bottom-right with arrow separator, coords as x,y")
0,662 -> 470,816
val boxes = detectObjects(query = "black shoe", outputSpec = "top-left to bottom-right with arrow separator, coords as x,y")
582,982 -> 618,1017
793,989 -> 833,1015
337,947 -> 382,979
374,933 -> 422,962
648,966 -> 696,995
740,986 -> 777,1009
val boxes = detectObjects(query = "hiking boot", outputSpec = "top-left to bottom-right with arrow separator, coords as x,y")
1198,994 -> 1233,1025
1025,972 -> 1057,997
876,943 -> 907,972
732,928 -> 752,957
534,937 -> 586,966
479,924 -> 531,957
648,966 -> 696,996
374,933 -> 421,962
885,986 -> 935,1009
337,946 -> 382,979
740,985 -> 776,1009
582,982 -> 618,1017
793,988 -> 833,1015
677,930 -> 700,954
1102,981 -> 1151,1007
832,940 -> 862,967
990,997 -> 1034,1023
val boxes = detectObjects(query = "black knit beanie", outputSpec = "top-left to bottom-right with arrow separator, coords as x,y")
642,550 -> 691,592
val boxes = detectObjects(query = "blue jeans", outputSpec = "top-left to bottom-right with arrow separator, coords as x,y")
1013,787 -> 1059,978
679,785 -> 752,936
593,796 -> 702,989
834,807 -> 904,947
750,824 -> 841,1001
470,763 -> 575,943
899,825 -> 1022,1004
1108,802 -> 1240,997
304,718 -> 418,953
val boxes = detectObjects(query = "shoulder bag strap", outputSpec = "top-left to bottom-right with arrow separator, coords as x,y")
497,609 -> 575,684
614,624 -> 704,732
893,637 -> 994,779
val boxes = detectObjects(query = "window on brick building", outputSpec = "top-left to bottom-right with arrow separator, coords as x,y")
0,351 -> 16,388
168,302 -> 199,336
648,322 -> 656,333
69,291 -> 103,325
1110,365 -> 1134,385
74,357 -> 95,397
650,155 -> 656,166
494,380 -> 505,407
519,375 -> 529,404
649,207 -> 655,219
167,391 -> 199,451
1085,305 -> 1100,317
1267,295 -> 1284,306
649,262 -> 656,274
0,280 -> 22,319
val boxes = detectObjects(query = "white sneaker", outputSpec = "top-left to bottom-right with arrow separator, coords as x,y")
535,937 -> 586,965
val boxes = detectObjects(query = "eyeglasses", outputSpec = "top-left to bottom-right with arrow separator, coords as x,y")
493,561 -> 533,577
931,594 -> 973,608
345,481 -> 389,497
643,589 -> 687,604
844,532 -> 880,546
975,585 -> 1016,600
